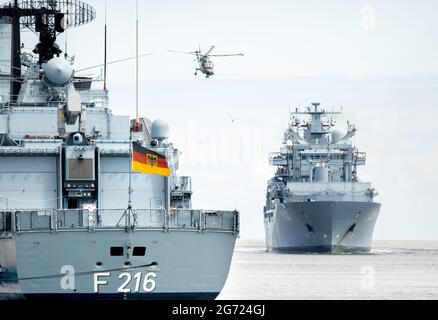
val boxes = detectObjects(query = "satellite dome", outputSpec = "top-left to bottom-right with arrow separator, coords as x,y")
331,128 -> 346,143
285,140 -> 293,148
151,119 -> 170,141
44,57 -> 73,86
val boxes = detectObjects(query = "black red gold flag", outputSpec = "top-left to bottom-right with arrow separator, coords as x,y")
132,142 -> 171,177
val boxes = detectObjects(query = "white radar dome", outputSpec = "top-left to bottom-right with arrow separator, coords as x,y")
331,128 -> 346,143
44,57 -> 73,86
151,119 -> 170,140
286,140 -> 293,148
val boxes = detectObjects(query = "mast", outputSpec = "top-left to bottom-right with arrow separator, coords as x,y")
103,0 -> 107,91
10,0 -> 21,102
135,0 -> 140,131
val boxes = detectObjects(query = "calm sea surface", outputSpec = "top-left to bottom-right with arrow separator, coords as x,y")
1,240 -> 437,300
218,240 -> 438,300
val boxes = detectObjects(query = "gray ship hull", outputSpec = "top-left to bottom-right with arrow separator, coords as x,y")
0,237 -> 16,280
1,230 -> 237,300
0,237 -> 21,300
265,201 -> 380,253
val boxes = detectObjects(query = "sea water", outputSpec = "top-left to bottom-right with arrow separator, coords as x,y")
218,240 -> 438,300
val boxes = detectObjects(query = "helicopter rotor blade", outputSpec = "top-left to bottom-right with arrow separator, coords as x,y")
75,53 -> 152,72
209,53 -> 244,57
205,45 -> 216,56
168,50 -> 198,56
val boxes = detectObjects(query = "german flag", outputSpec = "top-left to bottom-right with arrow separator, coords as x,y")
132,142 -> 171,177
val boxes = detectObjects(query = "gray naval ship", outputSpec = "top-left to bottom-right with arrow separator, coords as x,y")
264,103 -> 380,253
0,0 -> 239,300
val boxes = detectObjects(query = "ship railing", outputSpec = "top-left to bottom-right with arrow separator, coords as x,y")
0,209 -> 240,234
168,209 -> 239,233
91,209 -> 167,230
1,94 -> 63,108
79,90 -> 109,108
269,152 -> 285,160
0,210 -> 14,234
355,152 -> 367,162
203,210 -> 240,233
0,92 -> 108,109
269,152 -> 289,166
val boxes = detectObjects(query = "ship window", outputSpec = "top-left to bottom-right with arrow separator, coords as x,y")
133,247 -> 146,256
110,247 -> 124,256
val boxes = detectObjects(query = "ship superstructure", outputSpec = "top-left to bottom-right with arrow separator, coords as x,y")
264,103 -> 380,253
0,0 -> 239,300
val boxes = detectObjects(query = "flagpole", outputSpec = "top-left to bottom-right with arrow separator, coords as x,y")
128,132 -> 133,210
123,0 -> 140,229
126,0 -> 139,228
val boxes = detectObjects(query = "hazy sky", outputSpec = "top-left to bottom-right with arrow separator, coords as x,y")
16,0 -> 438,240
60,0 -> 438,80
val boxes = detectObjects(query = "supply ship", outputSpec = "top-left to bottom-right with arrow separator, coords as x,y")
264,103 -> 380,253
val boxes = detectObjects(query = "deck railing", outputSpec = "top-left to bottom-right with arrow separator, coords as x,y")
0,209 -> 239,234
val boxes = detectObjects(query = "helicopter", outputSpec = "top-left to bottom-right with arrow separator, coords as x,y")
168,46 -> 244,78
